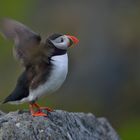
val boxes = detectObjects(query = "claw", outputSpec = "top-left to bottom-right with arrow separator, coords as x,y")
31,111 -> 48,117
29,103 -> 53,117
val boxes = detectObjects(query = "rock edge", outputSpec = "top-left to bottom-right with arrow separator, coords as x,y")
0,110 -> 120,140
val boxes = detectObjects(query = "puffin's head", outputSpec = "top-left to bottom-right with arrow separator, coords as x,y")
47,33 -> 79,50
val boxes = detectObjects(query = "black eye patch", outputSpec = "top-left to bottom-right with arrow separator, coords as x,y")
60,38 -> 64,42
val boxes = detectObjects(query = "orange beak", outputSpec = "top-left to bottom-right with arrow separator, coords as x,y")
65,35 -> 79,45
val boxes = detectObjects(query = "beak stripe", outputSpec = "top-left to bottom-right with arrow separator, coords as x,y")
66,35 -> 79,44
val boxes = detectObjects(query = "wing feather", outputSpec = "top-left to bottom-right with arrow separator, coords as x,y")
0,18 -> 41,65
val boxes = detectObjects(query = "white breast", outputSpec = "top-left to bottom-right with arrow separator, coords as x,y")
25,53 -> 68,102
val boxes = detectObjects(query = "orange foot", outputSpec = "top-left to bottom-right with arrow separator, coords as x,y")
31,111 -> 48,117
29,103 -> 53,117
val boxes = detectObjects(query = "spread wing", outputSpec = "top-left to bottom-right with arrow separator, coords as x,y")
0,18 -> 41,66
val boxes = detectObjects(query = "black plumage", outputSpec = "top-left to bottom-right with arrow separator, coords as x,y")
3,70 -> 30,103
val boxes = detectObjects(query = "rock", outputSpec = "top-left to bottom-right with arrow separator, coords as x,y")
0,110 -> 120,140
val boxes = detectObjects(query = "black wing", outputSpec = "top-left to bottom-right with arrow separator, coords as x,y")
0,18 -> 41,66
3,67 -> 35,103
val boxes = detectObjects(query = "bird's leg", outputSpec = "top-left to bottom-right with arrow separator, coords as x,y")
29,103 -> 48,117
33,103 -> 53,112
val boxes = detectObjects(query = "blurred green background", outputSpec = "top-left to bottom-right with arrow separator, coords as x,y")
0,0 -> 140,139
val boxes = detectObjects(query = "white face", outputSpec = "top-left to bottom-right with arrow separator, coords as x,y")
50,35 -> 70,50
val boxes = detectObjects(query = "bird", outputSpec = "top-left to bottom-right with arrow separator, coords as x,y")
0,18 -> 79,117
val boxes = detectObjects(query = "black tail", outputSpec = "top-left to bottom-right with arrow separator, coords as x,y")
2,71 -> 30,104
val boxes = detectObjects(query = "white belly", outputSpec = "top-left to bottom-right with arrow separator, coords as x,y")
22,54 -> 68,102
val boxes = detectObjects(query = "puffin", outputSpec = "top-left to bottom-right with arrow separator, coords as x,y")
0,18 -> 79,117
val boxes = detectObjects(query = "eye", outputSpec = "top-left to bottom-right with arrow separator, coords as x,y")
60,38 -> 63,42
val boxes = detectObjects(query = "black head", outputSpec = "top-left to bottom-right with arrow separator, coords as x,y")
46,33 -> 79,51
45,33 -> 79,56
